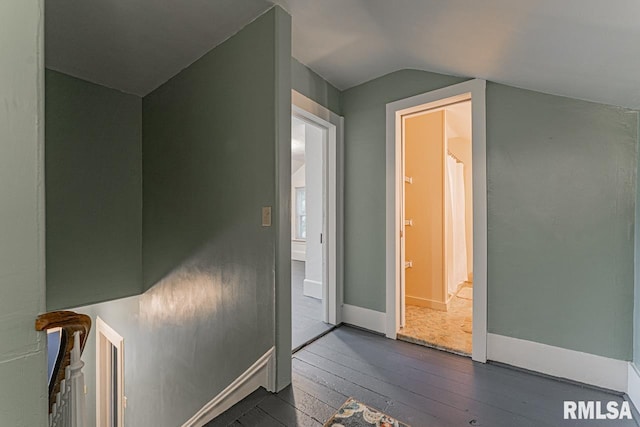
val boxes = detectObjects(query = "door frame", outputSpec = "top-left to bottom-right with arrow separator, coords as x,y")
385,79 -> 487,362
96,317 -> 125,427
292,90 -> 344,325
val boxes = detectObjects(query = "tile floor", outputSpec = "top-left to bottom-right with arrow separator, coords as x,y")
398,282 -> 473,355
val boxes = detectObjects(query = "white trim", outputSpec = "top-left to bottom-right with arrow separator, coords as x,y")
628,363 -> 640,413
488,333 -> 628,392
292,90 -> 344,325
182,347 -> 276,427
342,304 -> 386,334
385,79 -> 488,363
96,317 -> 125,427
405,295 -> 449,311
291,240 -> 306,262
303,279 -> 323,300
292,91 -> 337,123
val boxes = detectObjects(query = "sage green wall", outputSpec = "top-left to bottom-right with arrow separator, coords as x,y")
47,8 -> 292,422
292,57 -> 342,114
342,69 -> 637,360
635,115 -> 640,368
45,70 -> 143,310
275,9 -> 293,390
0,0 -> 48,424
129,7 -> 289,424
486,83 -> 636,360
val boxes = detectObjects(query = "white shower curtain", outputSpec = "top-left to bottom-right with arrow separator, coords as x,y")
446,155 -> 468,294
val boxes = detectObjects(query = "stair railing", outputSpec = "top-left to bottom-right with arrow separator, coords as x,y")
36,311 -> 91,427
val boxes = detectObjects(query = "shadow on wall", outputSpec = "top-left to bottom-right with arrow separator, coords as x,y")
76,225 -> 275,427
59,7 -> 289,426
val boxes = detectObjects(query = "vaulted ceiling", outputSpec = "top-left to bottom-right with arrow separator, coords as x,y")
47,0 -> 640,109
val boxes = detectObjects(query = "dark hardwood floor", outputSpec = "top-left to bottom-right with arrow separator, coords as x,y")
207,326 -> 638,427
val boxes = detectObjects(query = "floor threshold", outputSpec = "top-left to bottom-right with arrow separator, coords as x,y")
292,324 -> 339,354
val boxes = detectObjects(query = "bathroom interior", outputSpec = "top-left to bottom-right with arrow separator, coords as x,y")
397,100 -> 474,356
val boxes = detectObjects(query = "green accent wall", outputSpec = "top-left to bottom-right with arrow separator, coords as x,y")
292,57 -> 342,114
486,83 -> 636,360
341,69 -> 637,360
0,0 -> 48,424
45,69 -> 143,310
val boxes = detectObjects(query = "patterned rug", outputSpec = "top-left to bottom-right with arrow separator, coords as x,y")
324,398 -> 410,427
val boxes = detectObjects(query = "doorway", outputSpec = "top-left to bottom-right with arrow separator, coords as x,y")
96,317 -> 124,427
290,91 -> 343,351
290,115 -> 331,349
385,79 -> 488,362
397,101 -> 474,355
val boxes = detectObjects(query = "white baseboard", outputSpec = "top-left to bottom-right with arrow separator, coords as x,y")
291,251 -> 306,262
291,241 -> 306,261
303,279 -> 322,299
342,304 -> 386,334
405,295 -> 448,311
182,347 -> 276,427
487,333 -> 628,392
628,363 -> 640,413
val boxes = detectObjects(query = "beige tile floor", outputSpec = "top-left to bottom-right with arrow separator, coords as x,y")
398,283 -> 473,355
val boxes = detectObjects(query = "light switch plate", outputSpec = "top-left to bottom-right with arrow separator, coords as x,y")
262,206 -> 272,227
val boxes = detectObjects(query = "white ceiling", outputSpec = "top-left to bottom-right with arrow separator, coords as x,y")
277,0 -> 640,109
47,0 -> 640,108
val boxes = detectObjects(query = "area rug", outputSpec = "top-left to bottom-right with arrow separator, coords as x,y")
324,398 -> 410,427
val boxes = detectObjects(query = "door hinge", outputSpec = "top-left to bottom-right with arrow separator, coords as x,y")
320,233 -> 323,244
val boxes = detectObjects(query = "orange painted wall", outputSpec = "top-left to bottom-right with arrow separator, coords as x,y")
404,110 -> 446,307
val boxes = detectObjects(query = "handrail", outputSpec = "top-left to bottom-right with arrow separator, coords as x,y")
35,311 -> 91,413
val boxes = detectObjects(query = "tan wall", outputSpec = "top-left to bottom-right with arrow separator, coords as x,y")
447,136 -> 473,280
404,111 -> 446,307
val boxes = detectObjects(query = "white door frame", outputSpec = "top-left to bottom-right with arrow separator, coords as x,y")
96,317 -> 125,427
385,79 -> 488,362
292,90 -> 344,325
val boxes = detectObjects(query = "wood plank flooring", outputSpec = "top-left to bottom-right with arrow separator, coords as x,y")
291,260 -> 332,350
207,326 -> 639,427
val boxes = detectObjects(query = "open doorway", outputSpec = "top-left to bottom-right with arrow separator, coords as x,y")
290,91 -> 343,351
386,79 -> 487,363
396,100 -> 473,355
291,115 -> 333,350
96,318 -> 124,427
